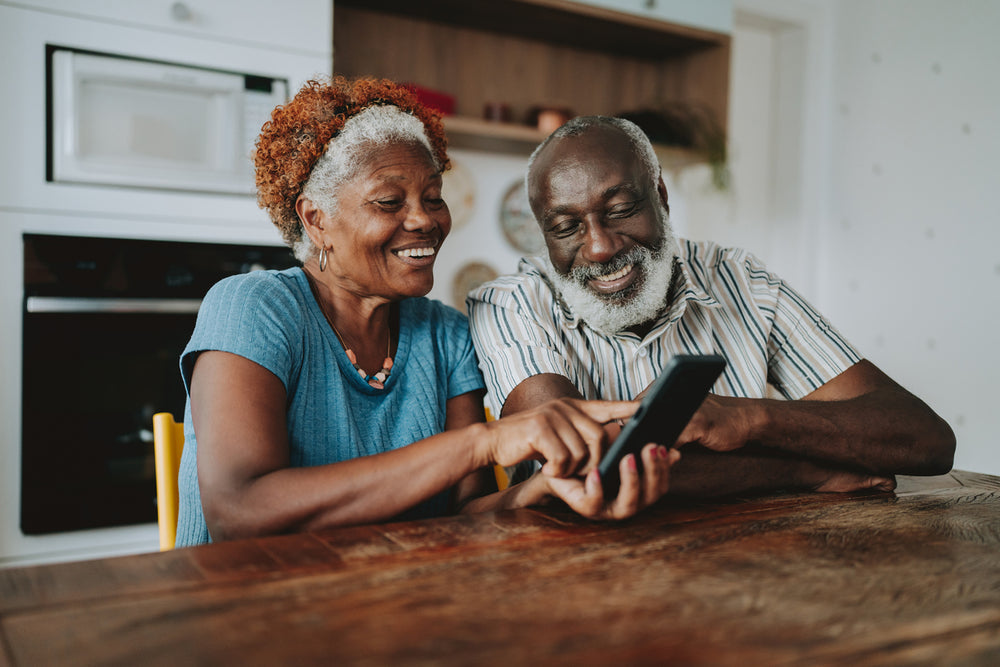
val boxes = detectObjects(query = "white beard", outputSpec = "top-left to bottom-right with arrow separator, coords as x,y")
545,211 -> 678,335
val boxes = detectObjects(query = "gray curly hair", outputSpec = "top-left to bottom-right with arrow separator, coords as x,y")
294,104 -> 440,263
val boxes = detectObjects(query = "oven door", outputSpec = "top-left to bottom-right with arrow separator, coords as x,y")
21,297 -> 198,535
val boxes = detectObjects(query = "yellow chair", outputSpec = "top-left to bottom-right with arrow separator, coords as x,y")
485,407 -> 510,491
152,412 -> 185,551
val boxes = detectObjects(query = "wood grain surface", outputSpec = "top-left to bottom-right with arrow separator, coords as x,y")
1,471 -> 998,666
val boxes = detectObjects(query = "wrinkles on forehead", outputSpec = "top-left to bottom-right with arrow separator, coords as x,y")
529,130 -> 648,224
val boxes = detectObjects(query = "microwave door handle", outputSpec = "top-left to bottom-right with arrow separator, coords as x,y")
25,297 -> 202,314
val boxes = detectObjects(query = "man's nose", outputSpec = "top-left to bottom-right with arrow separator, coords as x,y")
580,222 -> 621,264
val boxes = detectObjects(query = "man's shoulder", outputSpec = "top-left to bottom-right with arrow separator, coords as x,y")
678,238 -> 774,289
679,238 -> 758,273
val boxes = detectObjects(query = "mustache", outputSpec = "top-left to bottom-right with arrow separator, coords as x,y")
567,241 -> 663,284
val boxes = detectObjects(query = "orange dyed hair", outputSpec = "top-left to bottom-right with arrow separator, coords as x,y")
253,76 -> 450,245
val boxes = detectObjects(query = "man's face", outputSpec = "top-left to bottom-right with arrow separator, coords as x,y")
528,126 -> 674,333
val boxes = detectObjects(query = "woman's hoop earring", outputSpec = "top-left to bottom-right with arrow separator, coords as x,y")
319,246 -> 328,272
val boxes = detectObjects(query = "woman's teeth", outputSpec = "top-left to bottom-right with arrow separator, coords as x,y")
396,247 -> 436,258
594,264 -> 632,282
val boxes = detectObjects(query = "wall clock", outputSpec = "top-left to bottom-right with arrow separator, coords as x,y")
499,179 -> 545,255
441,158 -> 475,231
451,261 -> 499,311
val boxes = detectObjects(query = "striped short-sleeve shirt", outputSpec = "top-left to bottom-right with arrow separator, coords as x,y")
467,239 -> 861,416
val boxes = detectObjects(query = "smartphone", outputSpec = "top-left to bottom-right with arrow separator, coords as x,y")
598,354 -> 727,498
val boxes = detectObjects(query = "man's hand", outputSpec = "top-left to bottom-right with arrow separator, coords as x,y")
797,461 -> 897,493
676,393 -> 756,452
543,443 -> 679,519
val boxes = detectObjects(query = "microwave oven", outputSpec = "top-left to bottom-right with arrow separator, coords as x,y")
47,46 -> 288,195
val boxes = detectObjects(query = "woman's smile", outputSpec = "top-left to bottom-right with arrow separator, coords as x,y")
393,244 -> 438,262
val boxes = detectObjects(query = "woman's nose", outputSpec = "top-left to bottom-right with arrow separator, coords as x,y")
403,203 -> 438,233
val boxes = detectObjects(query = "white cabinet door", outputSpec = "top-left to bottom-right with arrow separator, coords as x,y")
569,0 -> 732,34
20,0 -> 332,54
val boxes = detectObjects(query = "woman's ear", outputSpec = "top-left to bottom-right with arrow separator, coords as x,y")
296,195 -> 326,247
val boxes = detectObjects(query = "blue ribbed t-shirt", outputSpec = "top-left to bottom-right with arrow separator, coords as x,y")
175,267 -> 485,547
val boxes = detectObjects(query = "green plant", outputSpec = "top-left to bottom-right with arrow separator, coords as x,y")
618,103 -> 730,191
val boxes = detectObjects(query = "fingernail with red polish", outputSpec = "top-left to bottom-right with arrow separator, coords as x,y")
628,454 -> 637,471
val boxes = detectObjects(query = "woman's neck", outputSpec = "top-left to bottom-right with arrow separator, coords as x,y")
304,266 -> 396,372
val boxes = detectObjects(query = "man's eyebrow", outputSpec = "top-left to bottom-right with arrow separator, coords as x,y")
540,182 -> 645,226
603,183 -> 642,199
542,204 -> 576,221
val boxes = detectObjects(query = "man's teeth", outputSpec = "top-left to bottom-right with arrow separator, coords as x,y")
594,264 -> 632,282
396,247 -> 436,258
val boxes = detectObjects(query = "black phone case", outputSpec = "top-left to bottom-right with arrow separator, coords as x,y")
598,354 -> 726,498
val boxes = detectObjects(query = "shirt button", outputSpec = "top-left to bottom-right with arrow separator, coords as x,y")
637,348 -> 648,357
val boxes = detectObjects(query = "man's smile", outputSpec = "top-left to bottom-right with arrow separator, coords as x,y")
588,262 -> 638,295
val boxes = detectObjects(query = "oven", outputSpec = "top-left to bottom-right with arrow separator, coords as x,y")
21,234 -> 295,535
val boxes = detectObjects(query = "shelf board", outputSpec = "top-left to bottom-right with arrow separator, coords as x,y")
444,116 -> 547,154
443,115 -> 707,172
334,0 -> 728,61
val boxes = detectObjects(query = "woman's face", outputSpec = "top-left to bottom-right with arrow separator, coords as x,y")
321,141 -> 451,301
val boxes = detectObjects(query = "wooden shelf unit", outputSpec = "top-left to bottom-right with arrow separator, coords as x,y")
332,0 -> 730,158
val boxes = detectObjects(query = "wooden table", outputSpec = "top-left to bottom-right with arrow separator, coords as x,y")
2,471 -> 998,665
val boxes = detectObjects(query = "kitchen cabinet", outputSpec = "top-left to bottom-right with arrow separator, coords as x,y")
0,1 -> 333,568
16,0 -> 330,55
332,0 -> 731,161
571,0 -> 732,34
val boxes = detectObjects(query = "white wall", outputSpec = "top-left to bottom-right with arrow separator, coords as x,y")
426,149 -> 529,309
818,0 -> 1000,475
693,0 -> 998,475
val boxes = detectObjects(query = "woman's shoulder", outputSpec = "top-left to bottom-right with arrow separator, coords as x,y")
400,297 -> 473,346
207,266 -> 303,295
204,267 -> 307,308
402,296 -> 468,325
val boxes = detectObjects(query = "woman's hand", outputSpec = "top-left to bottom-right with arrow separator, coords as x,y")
481,397 -> 638,477
544,443 -> 679,520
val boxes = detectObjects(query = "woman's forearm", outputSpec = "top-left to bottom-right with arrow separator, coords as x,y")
206,422 -> 492,540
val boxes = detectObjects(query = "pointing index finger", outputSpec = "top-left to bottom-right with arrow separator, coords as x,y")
573,399 -> 639,424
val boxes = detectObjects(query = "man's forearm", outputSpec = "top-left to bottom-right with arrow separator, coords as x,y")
743,387 -> 954,476
686,361 -> 955,477
667,445 -> 808,497
667,445 -> 895,498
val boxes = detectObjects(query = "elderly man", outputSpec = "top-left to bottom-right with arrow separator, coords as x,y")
468,116 -> 954,510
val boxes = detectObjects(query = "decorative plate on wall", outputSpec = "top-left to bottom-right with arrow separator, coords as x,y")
451,261 -> 499,311
441,158 -> 476,231
499,179 -> 545,255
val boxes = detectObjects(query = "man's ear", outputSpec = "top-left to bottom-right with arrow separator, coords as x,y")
656,173 -> 670,216
296,195 -> 326,247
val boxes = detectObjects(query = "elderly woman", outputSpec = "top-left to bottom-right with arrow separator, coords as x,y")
174,78 -> 672,546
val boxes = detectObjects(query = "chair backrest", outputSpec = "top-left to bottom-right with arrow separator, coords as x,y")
152,412 -> 185,551
484,407 -> 510,491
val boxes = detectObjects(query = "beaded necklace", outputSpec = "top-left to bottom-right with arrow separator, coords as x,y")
306,273 -> 392,389
308,274 -> 394,390
328,319 -> 393,390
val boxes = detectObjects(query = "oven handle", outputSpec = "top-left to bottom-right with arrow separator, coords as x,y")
25,297 -> 202,314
